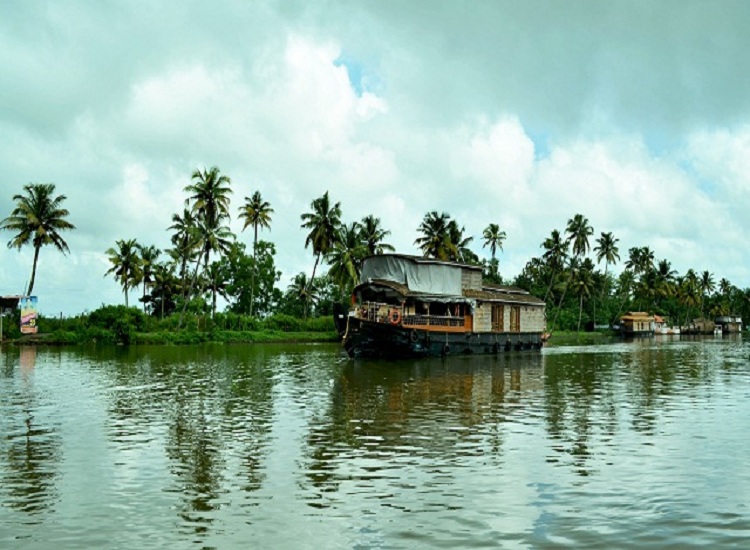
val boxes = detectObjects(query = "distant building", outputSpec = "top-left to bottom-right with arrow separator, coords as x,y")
619,311 -> 654,337
715,315 -> 743,334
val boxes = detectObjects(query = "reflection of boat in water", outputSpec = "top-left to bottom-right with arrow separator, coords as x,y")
336,254 -> 547,359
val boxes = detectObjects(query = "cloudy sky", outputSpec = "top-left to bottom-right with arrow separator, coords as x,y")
2,0 -> 750,316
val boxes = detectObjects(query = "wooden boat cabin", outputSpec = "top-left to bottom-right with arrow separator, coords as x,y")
619,311 -> 655,337
339,254 -> 546,358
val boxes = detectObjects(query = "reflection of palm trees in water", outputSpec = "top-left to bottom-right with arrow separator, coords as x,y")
301,355 -> 545,503
1,347 -> 61,515
92,345 -> 276,540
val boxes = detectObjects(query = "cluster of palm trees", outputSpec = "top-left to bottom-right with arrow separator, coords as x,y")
523,214 -> 747,331
6,179 -> 748,330
105,167 -> 275,320
299,191 -> 395,316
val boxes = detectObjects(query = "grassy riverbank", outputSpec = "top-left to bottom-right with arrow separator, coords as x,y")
2,305 -> 339,346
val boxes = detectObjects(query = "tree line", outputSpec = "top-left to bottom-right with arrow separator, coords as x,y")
3,171 -> 750,332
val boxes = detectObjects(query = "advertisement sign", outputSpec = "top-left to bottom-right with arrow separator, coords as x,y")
20,296 -> 38,334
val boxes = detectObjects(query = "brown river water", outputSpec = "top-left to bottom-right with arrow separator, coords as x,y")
1,336 -> 749,549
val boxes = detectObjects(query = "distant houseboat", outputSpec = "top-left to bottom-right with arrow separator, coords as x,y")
715,315 -> 743,334
336,254 -> 547,358
619,312 -> 655,337
654,314 -> 680,335
682,318 -> 720,335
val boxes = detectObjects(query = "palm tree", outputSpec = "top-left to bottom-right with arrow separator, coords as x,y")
168,208 -> 200,301
359,215 -> 394,255
482,223 -> 507,261
184,166 -> 232,230
654,259 -> 677,302
447,219 -> 475,262
415,211 -> 453,260
149,263 -> 178,319
137,244 -> 161,313
181,166 -> 234,322
300,191 -> 342,317
678,270 -> 701,325
326,222 -> 364,291
541,229 -> 569,302
193,217 -> 234,313
205,260 -> 232,319
569,260 -> 595,332
288,272 -> 319,312
625,246 -> 655,278
1,183 -> 75,295
238,191 -> 274,316
592,231 -> 620,325
105,239 -> 142,307
700,270 -> 715,316
594,232 -> 620,278
566,213 -> 593,259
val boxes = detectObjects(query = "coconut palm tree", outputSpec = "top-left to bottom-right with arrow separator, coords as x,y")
288,272 -> 319,313
415,211 -> 453,260
168,208 -> 200,301
541,229 -> 569,302
137,244 -> 161,313
105,238 -> 142,307
700,270 -> 715,316
300,191 -> 342,317
326,222 -> 365,291
1,183 -> 76,296
181,166 -> 234,322
678,269 -> 701,325
149,263 -> 178,319
359,215 -> 394,255
205,260 -> 232,319
184,166 -> 232,230
565,213 -> 593,259
447,219 -> 475,262
482,223 -> 506,261
238,191 -> 274,316
569,259 -> 596,332
594,232 -> 620,278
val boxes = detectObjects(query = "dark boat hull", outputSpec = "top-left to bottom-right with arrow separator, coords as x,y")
341,317 -> 543,359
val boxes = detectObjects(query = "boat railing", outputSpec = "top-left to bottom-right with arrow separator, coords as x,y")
354,302 -> 467,331
402,314 -> 465,329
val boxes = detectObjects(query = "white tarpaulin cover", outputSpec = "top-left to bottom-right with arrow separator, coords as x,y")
360,256 -> 462,295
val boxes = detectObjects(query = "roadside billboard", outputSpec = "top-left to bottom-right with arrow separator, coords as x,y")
20,296 -> 38,334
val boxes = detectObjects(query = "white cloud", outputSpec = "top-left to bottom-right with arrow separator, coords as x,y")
3,2 -> 750,315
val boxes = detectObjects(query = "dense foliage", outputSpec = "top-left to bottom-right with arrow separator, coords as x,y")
3,172 -> 749,341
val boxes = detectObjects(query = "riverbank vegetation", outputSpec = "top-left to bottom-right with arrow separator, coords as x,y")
3,169 -> 750,347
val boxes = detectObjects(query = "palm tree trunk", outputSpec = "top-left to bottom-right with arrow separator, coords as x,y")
544,270 -> 557,303
250,224 -> 258,317
178,254 -> 204,327
305,253 -> 321,318
578,294 -> 583,333
551,280 -> 569,332
27,245 -> 41,296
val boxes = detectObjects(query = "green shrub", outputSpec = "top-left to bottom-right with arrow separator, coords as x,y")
262,314 -> 302,332
88,305 -> 148,331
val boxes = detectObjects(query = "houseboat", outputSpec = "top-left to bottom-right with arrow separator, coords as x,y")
715,315 -> 743,334
682,318 -> 720,335
619,311 -> 655,337
336,254 -> 547,359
